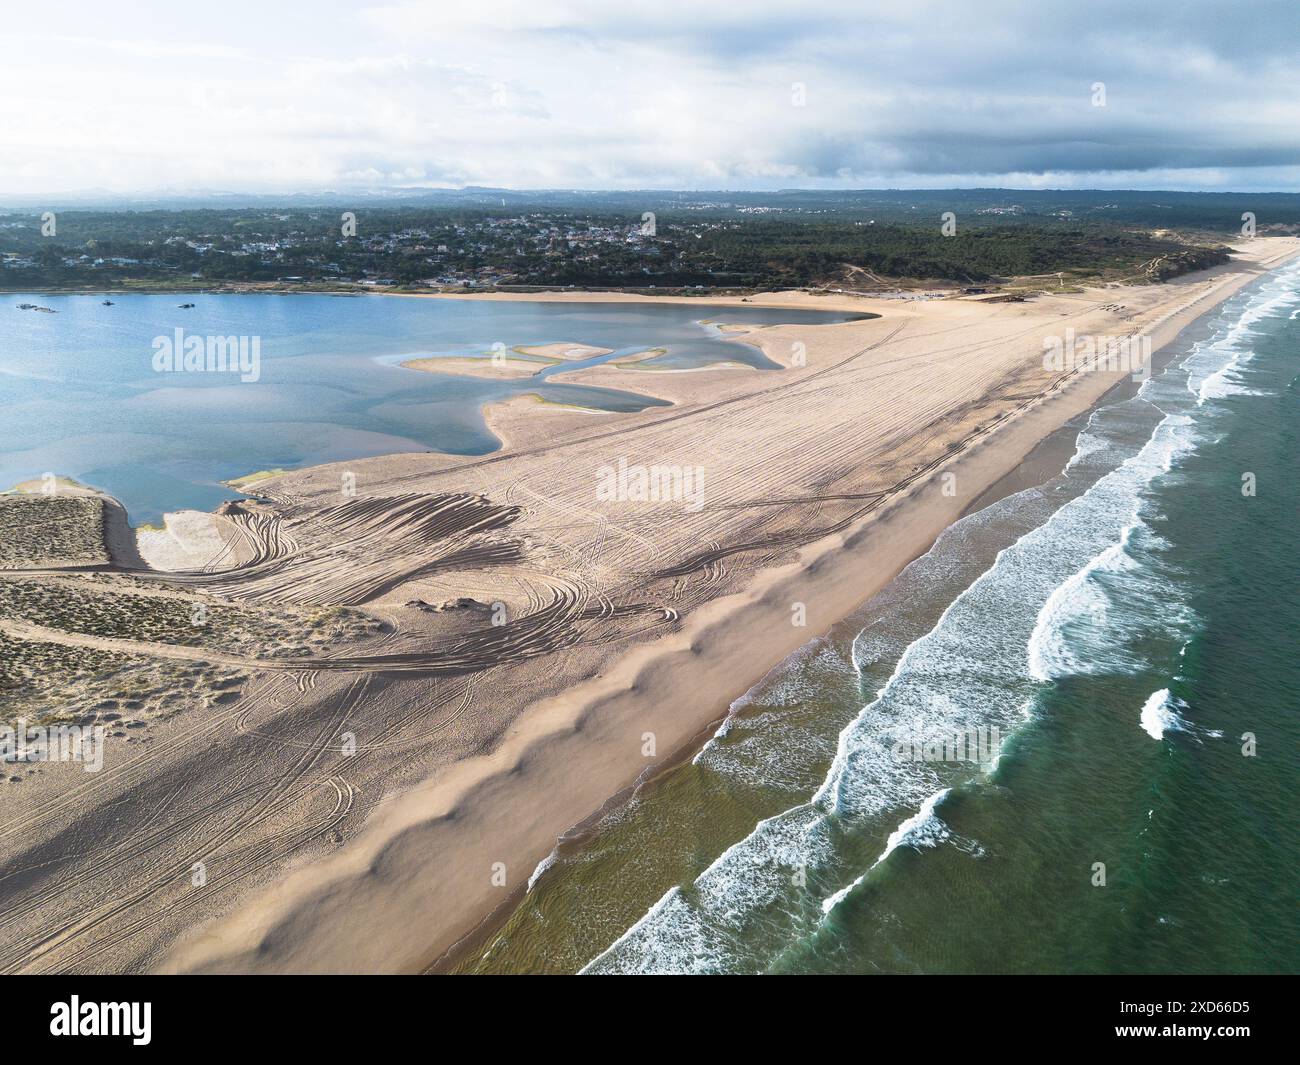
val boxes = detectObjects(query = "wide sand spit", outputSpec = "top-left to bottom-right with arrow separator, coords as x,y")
0,238 -> 1294,974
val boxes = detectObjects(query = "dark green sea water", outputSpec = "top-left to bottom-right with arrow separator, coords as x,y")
458,262 -> 1300,975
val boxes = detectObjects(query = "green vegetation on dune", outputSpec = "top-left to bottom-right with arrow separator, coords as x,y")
0,625 -> 248,729
226,468 -> 289,488
0,572 -> 382,725
0,576 -> 379,659
0,495 -> 107,568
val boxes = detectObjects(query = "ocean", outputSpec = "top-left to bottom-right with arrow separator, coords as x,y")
456,261 -> 1300,975
0,293 -> 859,523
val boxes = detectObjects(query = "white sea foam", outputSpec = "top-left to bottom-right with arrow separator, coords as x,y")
1138,689 -> 1223,742
1197,359 -> 1266,404
1188,262 -> 1300,405
820,787 -> 951,915
1139,688 -> 1187,740
1027,533 -> 1129,682
1063,407 -> 1110,472
527,848 -> 559,892
691,639 -> 842,782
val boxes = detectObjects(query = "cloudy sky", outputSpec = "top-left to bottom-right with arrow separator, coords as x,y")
3,0 -> 1299,195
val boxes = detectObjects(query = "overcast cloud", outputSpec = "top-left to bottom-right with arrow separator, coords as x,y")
2,0 -> 1298,194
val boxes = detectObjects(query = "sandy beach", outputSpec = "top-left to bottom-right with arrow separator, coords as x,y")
1,237 -> 1295,975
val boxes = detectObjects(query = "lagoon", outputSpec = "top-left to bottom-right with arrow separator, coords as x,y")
0,293 -> 861,523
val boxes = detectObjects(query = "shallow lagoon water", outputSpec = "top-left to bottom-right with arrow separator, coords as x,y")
0,293 -> 862,523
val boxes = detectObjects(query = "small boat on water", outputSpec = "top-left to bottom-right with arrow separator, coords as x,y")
102,300 -> 114,306
178,302 -> 196,308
